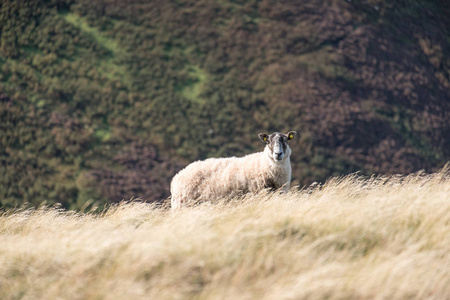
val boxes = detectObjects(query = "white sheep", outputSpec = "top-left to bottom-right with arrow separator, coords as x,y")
170,131 -> 297,209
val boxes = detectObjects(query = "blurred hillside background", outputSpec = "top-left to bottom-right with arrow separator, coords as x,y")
1,0 -> 449,210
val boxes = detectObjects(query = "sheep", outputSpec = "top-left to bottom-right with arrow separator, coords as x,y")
170,131 -> 297,209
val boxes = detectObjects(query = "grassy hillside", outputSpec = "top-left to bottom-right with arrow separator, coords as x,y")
1,168 -> 449,299
1,0 -> 449,209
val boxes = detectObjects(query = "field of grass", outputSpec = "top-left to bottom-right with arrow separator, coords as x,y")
1,168 -> 449,299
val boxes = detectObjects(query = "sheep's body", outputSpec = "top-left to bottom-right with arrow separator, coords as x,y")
170,140 -> 293,209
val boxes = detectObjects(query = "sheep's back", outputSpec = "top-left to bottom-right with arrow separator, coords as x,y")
170,157 -> 239,203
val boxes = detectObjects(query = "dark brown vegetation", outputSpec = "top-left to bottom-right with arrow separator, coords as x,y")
1,0 -> 449,209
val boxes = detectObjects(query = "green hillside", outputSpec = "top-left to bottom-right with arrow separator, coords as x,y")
1,0 -> 449,209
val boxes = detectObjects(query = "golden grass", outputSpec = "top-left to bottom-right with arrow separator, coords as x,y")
1,168 -> 449,300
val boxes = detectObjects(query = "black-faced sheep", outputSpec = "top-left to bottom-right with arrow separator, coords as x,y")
170,131 -> 297,209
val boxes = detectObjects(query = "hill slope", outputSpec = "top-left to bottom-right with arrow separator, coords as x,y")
1,169 -> 449,299
1,0 -> 449,208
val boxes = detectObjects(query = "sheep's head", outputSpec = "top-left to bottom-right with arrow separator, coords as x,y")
259,131 -> 297,162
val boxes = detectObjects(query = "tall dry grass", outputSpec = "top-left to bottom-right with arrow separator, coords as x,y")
1,168 -> 449,300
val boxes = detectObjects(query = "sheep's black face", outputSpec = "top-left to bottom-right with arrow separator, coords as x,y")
259,131 -> 297,162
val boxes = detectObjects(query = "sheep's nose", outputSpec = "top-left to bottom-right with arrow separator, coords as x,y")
275,152 -> 283,159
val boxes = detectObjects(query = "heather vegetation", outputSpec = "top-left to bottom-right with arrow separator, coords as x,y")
1,0 -> 449,209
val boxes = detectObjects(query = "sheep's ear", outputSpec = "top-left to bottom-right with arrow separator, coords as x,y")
287,131 -> 297,140
259,133 -> 269,143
